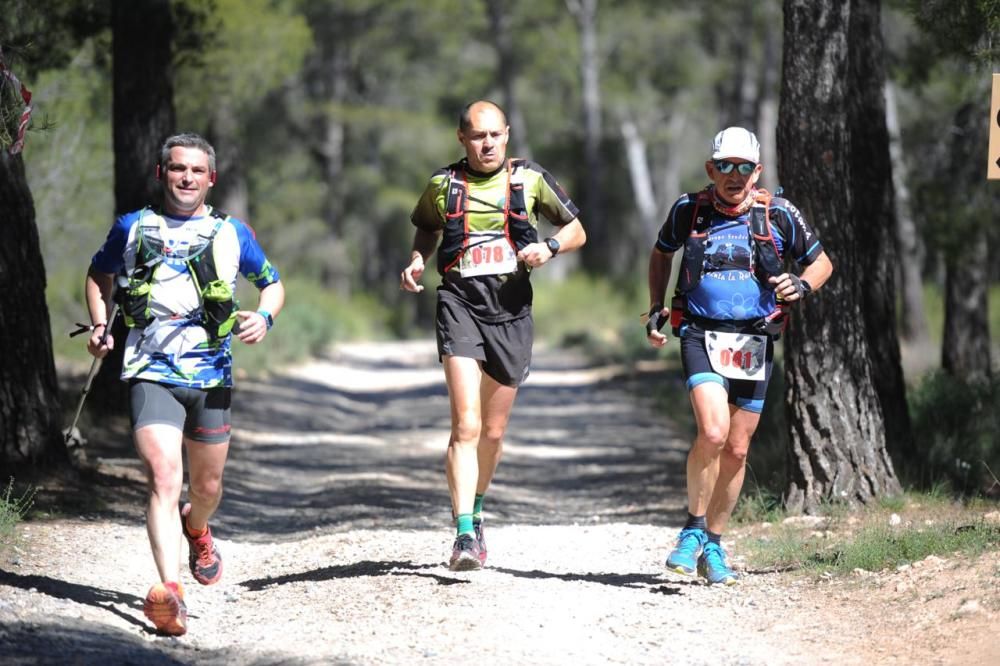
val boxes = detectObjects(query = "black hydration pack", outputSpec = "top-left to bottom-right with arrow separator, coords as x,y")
437,158 -> 535,275
669,188 -> 789,337
121,208 -> 238,341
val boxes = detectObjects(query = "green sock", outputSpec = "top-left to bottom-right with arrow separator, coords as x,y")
456,513 -> 475,536
472,494 -> 485,523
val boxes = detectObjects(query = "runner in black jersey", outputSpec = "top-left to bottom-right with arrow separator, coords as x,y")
400,100 -> 586,571
646,127 -> 833,585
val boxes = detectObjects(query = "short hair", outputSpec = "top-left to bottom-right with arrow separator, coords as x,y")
458,100 -> 507,133
159,133 -> 216,172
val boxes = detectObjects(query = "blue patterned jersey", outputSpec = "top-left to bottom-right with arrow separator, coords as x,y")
655,193 -> 823,321
91,207 -> 280,388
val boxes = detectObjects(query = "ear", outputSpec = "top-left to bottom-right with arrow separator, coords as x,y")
704,161 -> 714,178
155,164 -> 161,180
209,171 -> 217,186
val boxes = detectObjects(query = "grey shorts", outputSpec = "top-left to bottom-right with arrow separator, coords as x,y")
436,298 -> 533,387
129,380 -> 232,444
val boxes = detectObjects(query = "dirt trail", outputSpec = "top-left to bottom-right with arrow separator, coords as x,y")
0,341 -> 997,665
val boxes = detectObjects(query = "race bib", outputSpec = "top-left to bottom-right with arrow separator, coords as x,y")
459,232 -> 518,277
705,330 -> 768,381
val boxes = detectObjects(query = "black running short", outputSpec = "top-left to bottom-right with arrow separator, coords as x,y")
435,296 -> 533,387
678,322 -> 774,413
129,380 -> 232,444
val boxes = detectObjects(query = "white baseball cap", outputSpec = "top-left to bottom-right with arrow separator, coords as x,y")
711,127 -> 760,163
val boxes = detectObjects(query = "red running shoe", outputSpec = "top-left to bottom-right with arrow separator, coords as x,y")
473,521 -> 487,566
143,581 -> 187,636
448,533 -> 483,572
181,503 -> 223,585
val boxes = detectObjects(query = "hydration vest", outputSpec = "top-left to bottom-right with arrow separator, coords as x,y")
670,188 -> 789,337
121,207 -> 239,341
437,158 -> 536,275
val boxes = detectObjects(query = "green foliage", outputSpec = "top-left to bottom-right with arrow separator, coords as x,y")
530,270 -> 651,363
174,0 -> 311,123
742,496 -> 1000,575
0,479 -> 34,555
906,370 -> 1000,495
232,277 -> 391,376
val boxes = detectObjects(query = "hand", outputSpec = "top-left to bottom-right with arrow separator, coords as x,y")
645,304 -> 669,349
87,324 -> 113,359
235,310 -> 269,345
769,273 -> 811,302
516,242 -> 553,268
400,256 -> 425,293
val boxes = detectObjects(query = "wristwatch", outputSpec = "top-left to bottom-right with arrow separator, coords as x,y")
544,237 -> 561,257
257,310 -> 274,330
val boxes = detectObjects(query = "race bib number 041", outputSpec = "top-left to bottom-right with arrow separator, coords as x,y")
459,232 -> 518,277
704,330 -> 768,381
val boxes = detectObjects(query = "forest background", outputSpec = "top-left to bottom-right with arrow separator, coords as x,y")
1,0 -> 998,508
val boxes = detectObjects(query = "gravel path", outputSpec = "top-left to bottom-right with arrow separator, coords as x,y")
1,341 -> 997,665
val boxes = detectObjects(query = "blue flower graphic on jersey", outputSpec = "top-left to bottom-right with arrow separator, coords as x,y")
713,293 -> 755,320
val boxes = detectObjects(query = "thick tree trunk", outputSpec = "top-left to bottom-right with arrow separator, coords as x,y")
93,0 -> 176,414
847,1 -> 915,463
778,0 -> 901,514
0,151 -> 63,466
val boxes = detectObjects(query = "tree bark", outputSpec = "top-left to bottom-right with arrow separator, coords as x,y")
567,0 -> 608,273
0,151 -> 63,466
486,0 -> 531,160
885,82 -> 930,345
778,0 -> 902,514
941,99 -> 993,382
92,0 -> 176,413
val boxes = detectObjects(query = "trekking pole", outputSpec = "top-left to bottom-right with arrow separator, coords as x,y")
64,302 -> 120,445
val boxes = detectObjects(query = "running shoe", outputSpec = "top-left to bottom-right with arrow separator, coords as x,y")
665,527 -> 707,575
143,581 -> 187,636
473,520 -> 487,566
181,503 -> 223,585
448,533 -> 483,572
697,541 -> 739,586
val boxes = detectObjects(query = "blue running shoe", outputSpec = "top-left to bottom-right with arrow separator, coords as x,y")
697,542 -> 738,585
665,527 -> 707,575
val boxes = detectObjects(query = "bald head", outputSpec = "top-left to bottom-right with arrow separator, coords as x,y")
459,100 -> 507,133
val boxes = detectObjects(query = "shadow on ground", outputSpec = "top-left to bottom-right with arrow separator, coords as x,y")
52,344 -> 692,541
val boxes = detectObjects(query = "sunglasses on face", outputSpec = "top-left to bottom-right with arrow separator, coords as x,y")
713,160 -> 757,176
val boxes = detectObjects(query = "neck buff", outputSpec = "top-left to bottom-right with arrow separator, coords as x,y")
711,187 -> 757,217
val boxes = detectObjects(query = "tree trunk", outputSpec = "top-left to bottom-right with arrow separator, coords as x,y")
885,82 -> 930,345
847,0 -> 915,464
757,8 -> 780,193
0,151 -> 63,466
486,0 -> 531,160
567,0 -> 607,273
778,0 -> 901,514
93,0 -> 176,413
941,99 -> 993,382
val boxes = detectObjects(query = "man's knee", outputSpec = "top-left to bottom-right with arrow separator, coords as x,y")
452,408 -> 482,445
188,474 -> 223,501
696,423 -> 729,450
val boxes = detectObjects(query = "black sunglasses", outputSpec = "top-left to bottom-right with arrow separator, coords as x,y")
713,160 -> 757,176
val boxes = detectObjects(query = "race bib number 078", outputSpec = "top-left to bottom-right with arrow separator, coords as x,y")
704,331 -> 768,381
459,232 -> 518,277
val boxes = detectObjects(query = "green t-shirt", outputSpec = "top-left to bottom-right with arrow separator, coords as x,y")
410,158 -> 579,322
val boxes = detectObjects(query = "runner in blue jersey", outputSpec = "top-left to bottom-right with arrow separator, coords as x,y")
400,100 -> 587,571
645,127 -> 833,585
84,133 -> 285,635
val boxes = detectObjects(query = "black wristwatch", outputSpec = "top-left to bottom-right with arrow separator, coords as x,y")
544,237 -> 560,257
